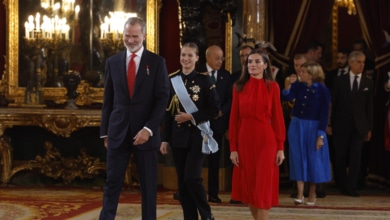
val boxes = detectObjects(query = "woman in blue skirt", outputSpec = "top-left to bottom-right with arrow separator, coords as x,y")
282,61 -> 331,206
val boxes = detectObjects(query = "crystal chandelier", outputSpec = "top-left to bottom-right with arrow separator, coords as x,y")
335,0 -> 357,15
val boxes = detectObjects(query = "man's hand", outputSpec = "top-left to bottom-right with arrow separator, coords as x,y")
365,130 -> 372,142
326,126 -> 332,135
104,137 -> 108,149
160,142 -> 168,155
133,128 -> 151,145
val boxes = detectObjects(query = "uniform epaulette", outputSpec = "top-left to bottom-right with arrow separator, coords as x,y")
169,69 -> 181,77
199,71 -> 209,76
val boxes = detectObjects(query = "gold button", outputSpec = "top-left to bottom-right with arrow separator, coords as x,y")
188,124 -> 191,127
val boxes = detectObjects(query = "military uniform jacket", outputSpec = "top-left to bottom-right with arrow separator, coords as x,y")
161,70 -> 220,149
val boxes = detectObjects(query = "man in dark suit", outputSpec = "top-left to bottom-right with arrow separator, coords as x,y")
255,41 -> 284,91
330,50 -> 373,197
197,45 -> 232,203
325,48 -> 350,91
325,48 -> 350,188
99,17 -> 170,220
231,45 -> 253,83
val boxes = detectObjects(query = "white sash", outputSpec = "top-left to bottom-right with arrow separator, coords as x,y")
171,75 -> 218,154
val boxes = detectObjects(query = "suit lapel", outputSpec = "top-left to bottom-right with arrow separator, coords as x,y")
342,74 -> 354,96
119,51 -> 131,98
358,76 -> 368,93
133,50 -> 150,96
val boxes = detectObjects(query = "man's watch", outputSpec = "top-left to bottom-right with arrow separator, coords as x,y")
319,135 -> 324,139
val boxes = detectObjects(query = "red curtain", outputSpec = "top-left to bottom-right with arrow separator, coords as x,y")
355,0 -> 390,180
267,0 -> 334,68
159,0 -> 181,73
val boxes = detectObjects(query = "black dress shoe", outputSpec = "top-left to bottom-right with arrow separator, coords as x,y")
173,191 -> 180,200
290,193 -> 297,198
229,199 -> 243,204
205,214 -> 215,220
316,191 -> 326,198
347,189 -> 360,197
208,196 -> 222,203
341,188 -> 360,197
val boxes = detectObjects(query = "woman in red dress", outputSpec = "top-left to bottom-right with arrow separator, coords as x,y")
229,50 -> 285,220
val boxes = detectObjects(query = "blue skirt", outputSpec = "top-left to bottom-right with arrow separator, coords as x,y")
288,117 -> 331,183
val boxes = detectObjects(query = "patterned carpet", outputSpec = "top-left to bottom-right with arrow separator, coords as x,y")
0,186 -> 390,220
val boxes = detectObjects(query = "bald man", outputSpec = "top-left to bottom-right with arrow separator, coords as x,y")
197,45 -> 232,203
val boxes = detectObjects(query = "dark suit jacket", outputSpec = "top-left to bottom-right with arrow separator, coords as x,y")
231,69 -> 242,83
197,64 -> 232,135
331,73 -> 373,136
325,68 -> 349,91
100,49 -> 170,150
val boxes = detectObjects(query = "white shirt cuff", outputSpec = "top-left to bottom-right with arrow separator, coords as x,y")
143,126 -> 153,136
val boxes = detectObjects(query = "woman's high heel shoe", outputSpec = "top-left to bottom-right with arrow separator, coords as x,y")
294,196 -> 304,205
305,199 -> 316,206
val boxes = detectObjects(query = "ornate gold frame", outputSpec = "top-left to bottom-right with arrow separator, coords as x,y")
3,0 -> 161,106
225,14 -> 233,73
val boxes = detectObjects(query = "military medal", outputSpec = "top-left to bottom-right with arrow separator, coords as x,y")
190,85 -> 201,102
192,94 -> 199,101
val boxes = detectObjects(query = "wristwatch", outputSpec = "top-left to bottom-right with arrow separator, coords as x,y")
319,135 -> 324,139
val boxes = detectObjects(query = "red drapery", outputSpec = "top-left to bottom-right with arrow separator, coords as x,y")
267,0 -> 334,68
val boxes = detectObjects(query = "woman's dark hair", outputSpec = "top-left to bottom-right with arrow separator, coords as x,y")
235,49 -> 273,92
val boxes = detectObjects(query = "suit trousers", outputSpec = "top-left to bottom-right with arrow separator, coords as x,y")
172,144 -> 213,220
333,131 -> 364,191
208,132 -> 223,198
100,145 -> 158,220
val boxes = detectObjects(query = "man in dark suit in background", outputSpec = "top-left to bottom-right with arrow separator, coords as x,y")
231,45 -> 253,83
325,48 -> 350,91
99,17 -> 170,220
325,48 -> 350,188
197,45 -> 232,203
330,50 -> 373,197
255,41 -> 285,91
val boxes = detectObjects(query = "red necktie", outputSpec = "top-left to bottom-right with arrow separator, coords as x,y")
127,53 -> 136,97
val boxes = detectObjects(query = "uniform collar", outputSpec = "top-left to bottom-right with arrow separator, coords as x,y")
181,70 -> 197,81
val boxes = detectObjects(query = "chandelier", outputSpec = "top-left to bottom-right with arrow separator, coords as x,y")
335,0 -> 357,15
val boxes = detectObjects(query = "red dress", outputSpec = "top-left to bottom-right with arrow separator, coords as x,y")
229,77 -> 285,209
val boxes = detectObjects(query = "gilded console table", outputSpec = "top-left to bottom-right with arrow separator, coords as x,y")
0,108 -> 107,184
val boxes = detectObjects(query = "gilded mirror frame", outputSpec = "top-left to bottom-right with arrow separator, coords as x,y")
4,0 -> 161,106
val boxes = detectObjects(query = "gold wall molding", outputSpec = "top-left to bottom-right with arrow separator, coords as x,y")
225,14 -> 233,73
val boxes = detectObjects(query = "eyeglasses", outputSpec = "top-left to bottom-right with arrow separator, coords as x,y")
214,57 -> 225,62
